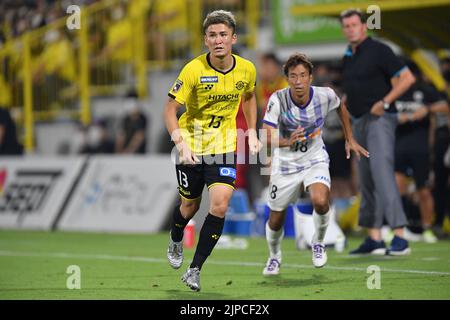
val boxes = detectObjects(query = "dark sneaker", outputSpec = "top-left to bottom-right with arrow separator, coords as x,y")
181,267 -> 201,292
349,237 -> 386,255
387,235 -> 411,256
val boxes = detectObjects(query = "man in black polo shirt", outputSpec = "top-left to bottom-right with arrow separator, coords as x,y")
340,9 -> 416,255
0,107 -> 23,156
395,62 -> 448,244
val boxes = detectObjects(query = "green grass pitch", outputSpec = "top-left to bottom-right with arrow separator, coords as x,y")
0,230 -> 449,300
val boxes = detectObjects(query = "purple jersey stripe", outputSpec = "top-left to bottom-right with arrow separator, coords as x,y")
313,94 -> 324,128
263,120 -> 278,128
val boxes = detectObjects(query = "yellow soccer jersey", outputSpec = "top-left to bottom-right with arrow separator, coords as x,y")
168,53 -> 256,155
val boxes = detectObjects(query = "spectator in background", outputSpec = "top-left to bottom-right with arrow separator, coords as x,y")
148,0 -> 189,64
322,107 -> 356,199
315,63 -> 356,199
0,107 -> 23,155
0,56 -> 12,108
80,119 -> 115,155
340,9 -> 416,255
394,61 -> 447,243
440,57 -> 450,84
256,53 -> 288,124
115,95 -> 148,154
247,52 -> 288,199
32,29 -> 76,108
432,58 -> 450,236
103,3 -> 132,63
0,81 -> 11,108
92,3 -> 133,84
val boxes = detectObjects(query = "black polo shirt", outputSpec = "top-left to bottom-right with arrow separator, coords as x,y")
342,37 -> 406,118
396,81 -> 443,141
0,108 -> 22,155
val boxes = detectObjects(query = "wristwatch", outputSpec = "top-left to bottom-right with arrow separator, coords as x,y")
382,99 -> 390,110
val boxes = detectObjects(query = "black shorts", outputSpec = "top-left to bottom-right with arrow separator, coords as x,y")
175,153 -> 237,200
395,138 -> 430,189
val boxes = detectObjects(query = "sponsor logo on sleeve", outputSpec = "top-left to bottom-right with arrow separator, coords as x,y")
172,79 -> 183,93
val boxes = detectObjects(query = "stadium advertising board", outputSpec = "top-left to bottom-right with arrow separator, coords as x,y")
58,155 -> 178,233
0,157 -> 86,230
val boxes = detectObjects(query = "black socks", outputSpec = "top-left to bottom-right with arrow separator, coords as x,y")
190,213 -> 225,270
170,205 -> 190,242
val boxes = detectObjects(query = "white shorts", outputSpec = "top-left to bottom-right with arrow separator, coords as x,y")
267,163 -> 331,211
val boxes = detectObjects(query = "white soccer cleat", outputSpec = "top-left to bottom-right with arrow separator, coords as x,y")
181,267 -> 201,292
262,257 -> 281,276
167,237 -> 183,269
312,243 -> 327,268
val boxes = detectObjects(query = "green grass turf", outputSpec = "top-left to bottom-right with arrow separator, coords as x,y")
0,230 -> 449,300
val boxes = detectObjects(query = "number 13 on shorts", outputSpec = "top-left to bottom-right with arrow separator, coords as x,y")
178,170 -> 189,188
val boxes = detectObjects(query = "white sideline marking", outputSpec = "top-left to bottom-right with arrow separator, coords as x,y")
0,250 -> 449,276
421,257 -> 440,261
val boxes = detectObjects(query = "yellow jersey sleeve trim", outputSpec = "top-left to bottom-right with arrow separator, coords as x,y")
168,92 -> 184,106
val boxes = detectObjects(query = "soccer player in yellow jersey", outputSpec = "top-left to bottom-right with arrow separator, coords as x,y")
164,10 -> 260,292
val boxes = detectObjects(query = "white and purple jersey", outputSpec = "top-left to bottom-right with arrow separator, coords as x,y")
263,86 -> 341,175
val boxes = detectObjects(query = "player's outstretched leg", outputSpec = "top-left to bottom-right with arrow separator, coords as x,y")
263,219 -> 284,276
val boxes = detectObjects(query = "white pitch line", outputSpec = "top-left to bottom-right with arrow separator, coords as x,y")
0,250 -> 450,276
421,257 -> 440,261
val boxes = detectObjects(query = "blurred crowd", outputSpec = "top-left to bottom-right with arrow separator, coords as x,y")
0,0 -> 94,41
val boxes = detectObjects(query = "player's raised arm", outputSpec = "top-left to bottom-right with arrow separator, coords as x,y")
336,100 -> 369,160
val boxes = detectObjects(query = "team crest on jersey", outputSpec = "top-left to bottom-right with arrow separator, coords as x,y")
172,79 -> 183,93
235,81 -> 245,90
200,76 -> 218,83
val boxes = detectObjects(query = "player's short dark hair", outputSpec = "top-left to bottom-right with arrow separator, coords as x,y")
339,8 -> 366,24
203,10 -> 236,34
261,52 -> 281,66
283,53 -> 314,76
